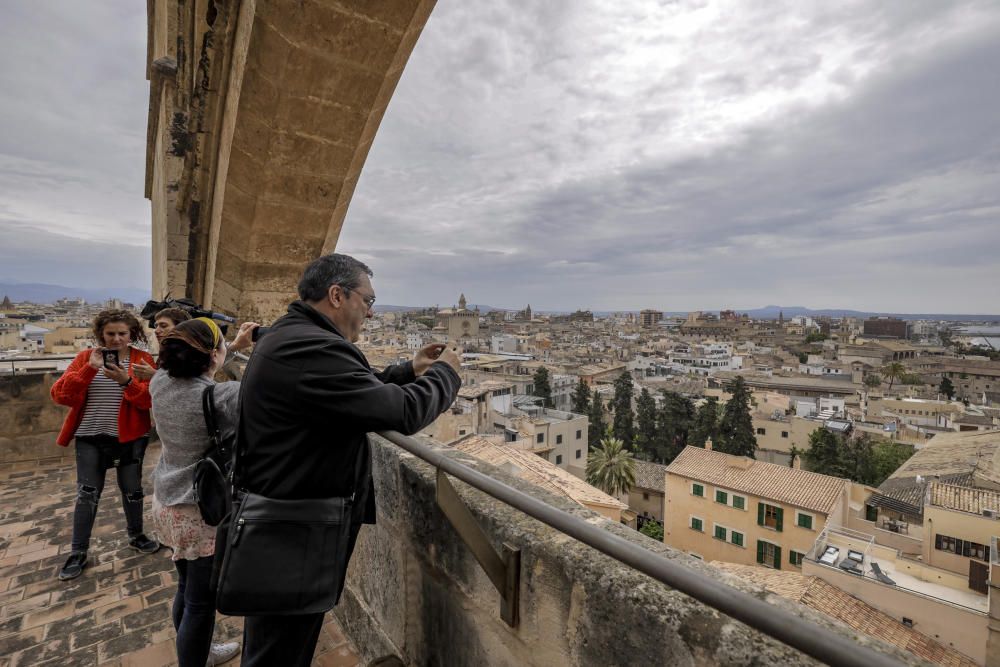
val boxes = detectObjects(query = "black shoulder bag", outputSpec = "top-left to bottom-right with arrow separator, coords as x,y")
211,359 -> 364,616
194,384 -> 234,527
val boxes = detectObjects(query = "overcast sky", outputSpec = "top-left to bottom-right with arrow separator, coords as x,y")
1,1 -> 998,313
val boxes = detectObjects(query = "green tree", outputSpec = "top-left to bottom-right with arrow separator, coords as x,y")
802,428 -> 843,476
611,372 -> 635,447
586,430 -> 636,497
656,391 -> 695,463
715,376 -> 757,458
689,398 -> 719,448
639,520 -> 664,541
881,362 -> 906,392
805,332 -> 828,343
588,389 -> 606,449
532,366 -> 554,408
863,374 -> 883,389
870,440 -> 914,486
797,352 -> 808,364
939,377 -> 955,400
571,378 -> 591,415
635,388 -> 658,458
840,435 -> 878,485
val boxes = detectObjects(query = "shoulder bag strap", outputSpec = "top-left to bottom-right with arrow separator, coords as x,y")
201,384 -> 222,454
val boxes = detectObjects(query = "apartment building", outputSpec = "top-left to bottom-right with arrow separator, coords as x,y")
664,447 -> 850,570
629,460 -> 667,524
923,483 -> 1000,591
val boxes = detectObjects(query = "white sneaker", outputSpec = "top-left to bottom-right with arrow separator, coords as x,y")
206,641 -> 240,666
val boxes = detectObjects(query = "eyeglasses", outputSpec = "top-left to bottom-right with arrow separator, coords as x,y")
342,286 -> 376,309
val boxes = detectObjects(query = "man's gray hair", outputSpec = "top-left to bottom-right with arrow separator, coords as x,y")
297,253 -> 373,302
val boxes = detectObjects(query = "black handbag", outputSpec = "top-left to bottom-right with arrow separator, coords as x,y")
194,384 -> 233,527
211,353 -> 365,616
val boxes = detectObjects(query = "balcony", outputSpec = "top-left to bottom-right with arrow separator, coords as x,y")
0,370 -> 926,666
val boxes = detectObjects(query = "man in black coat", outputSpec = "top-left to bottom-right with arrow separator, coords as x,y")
237,253 -> 462,667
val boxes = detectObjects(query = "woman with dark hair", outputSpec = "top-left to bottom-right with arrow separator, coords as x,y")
149,318 -> 254,666
51,309 -> 160,582
133,307 -> 191,381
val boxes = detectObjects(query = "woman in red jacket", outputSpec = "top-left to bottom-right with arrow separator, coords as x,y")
51,309 -> 161,581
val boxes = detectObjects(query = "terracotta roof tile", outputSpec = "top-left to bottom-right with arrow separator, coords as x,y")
713,563 -> 978,667
930,482 -> 1000,516
666,446 -> 847,514
632,460 -> 667,493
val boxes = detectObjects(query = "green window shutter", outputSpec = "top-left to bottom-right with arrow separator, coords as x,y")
798,514 -> 812,530
757,502 -> 765,526
732,532 -> 743,547
775,507 -> 784,532
756,540 -> 765,564
733,496 -> 745,510
714,525 -> 726,540
693,484 -> 703,497
865,504 -> 878,522
774,545 -> 782,570
716,490 -> 727,504
691,517 -> 702,531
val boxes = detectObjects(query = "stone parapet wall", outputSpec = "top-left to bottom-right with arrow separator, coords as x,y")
0,373 -> 69,463
337,435 -> 921,666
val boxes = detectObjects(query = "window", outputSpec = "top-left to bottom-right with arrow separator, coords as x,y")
690,517 -> 703,532
575,449 -> 581,459
756,427 -> 766,435
714,525 -> 727,541
692,483 -> 704,497
556,434 -> 563,444
642,492 -> 649,501
576,429 -> 582,439
789,551 -> 804,567
715,490 -> 728,504
757,540 -> 781,570
732,495 -> 746,510
556,454 -> 563,465
796,512 -> 814,530
758,503 -> 783,531
936,534 -> 991,561
730,531 -> 744,547
459,429 -> 466,435
536,433 -> 544,444
781,431 -> 789,438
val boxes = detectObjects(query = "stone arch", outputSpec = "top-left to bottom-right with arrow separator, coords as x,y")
146,0 -> 436,320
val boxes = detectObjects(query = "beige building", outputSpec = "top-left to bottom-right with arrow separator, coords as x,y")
751,414 -> 820,465
664,447 -> 850,570
437,294 -> 480,343
923,483 -> 1000,591
629,460 -> 667,523
42,327 -> 93,354
715,562 -> 978,667
455,436 -> 627,522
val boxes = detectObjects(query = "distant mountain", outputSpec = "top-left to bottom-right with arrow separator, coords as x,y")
0,282 -> 151,306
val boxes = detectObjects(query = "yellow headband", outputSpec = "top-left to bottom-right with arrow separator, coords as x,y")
195,317 -> 222,348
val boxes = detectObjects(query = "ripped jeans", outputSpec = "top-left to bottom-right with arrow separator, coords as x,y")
71,435 -> 149,552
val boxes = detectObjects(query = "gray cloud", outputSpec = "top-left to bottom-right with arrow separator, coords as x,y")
2,1 -> 998,313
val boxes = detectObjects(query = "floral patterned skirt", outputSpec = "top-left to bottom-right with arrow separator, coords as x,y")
151,495 -> 216,561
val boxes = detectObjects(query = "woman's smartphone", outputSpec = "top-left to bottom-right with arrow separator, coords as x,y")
102,349 -> 120,368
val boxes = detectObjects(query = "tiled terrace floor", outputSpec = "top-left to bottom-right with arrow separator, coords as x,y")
0,445 -> 360,666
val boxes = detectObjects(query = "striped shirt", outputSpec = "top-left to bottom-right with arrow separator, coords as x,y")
76,350 -> 131,438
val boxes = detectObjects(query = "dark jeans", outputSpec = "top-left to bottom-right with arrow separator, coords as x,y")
71,435 -> 148,552
172,556 -> 216,667
242,613 -> 325,667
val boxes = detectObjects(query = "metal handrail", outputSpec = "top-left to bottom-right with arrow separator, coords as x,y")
377,429 -> 905,667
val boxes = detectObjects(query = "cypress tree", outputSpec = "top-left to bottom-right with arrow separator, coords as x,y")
635,388 -> 657,459
588,389 -> 606,449
715,376 -> 757,458
611,372 -> 635,448
571,378 -> 591,415
532,366 -> 554,408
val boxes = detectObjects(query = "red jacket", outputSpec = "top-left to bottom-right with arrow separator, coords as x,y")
51,347 -> 154,447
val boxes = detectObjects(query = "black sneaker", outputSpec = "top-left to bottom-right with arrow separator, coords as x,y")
58,551 -> 88,580
128,534 -> 161,554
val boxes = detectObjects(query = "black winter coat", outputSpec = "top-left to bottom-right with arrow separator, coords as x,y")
237,300 -> 461,524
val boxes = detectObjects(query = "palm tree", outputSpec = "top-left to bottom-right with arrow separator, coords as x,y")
881,362 -> 906,392
586,429 -> 636,497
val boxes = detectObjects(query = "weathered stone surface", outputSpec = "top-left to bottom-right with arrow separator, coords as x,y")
337,435 -> 925,667
147,0 -> 437,320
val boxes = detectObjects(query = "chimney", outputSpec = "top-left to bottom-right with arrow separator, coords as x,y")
704,437 -> 713,451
